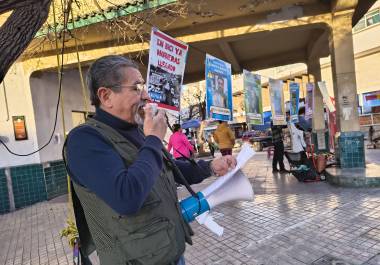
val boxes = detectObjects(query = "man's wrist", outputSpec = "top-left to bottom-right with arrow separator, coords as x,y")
208,160 -> 216,176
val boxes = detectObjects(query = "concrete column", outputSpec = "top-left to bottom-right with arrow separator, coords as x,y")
328,10 -> 364,168
329,11 -> 360,132
307,58 -> 325,131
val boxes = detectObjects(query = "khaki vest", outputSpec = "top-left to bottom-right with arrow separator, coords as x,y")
64,119 -> 193,265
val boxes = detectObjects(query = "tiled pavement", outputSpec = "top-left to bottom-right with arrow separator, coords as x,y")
1,151 -> 380,265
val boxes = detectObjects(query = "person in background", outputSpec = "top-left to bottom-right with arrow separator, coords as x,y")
369,125 -> 374,144
213,120 -> 235,156
271,121 -> 287,173
207,134 -> 215,158
289,123 -> 307,162
167,124 -> 194,160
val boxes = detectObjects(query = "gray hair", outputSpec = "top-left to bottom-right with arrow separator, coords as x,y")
87,55 -> 138,107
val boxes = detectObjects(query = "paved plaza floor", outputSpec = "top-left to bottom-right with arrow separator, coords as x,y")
1,151 -> 380,265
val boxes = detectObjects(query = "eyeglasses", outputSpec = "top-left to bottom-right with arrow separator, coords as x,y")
113,83 -> 147,95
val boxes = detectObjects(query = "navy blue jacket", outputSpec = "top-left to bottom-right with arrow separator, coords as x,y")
66,108 -> 211,215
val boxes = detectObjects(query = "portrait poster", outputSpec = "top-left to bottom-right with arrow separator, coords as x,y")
146,28 -> 188,111
12,116 -> 28,141
289,82 -> 300,123
243,70 -> 263,125
305,83 -> 314,120
317,81 -> 335,112
205,54 -> 233,121
269,79 -> 286,125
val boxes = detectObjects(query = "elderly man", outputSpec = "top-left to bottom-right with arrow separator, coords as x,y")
64,55 -> 236,265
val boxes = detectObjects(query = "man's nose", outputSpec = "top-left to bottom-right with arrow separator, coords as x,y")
141,88 -> 151,101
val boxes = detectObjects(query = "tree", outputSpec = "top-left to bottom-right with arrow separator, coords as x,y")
0,0 -> 52,83
181,82 -> 206,121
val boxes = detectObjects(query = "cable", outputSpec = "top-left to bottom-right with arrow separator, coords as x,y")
0,1 -> 70,156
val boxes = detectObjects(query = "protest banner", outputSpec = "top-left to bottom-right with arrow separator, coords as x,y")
205,54 -> 233,121
147,28 -> 188,111
317,81 -> 336,112
269,79 -> 286,125
243,70 -> 263,125
305,83 -> 314,120
289,82 -> 300,123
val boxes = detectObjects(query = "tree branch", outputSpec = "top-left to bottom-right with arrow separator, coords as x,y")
0,0 -> 52,82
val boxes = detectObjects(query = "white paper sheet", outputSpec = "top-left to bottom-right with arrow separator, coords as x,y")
202,143 -> 255,197
196,143 -> 256,236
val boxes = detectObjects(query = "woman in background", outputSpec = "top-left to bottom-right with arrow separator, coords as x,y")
167,124 -> 194,160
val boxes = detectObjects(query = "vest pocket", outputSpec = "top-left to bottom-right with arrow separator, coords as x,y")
119,218 -> 178,264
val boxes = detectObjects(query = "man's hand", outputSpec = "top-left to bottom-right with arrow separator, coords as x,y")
143,104 -> 167,141
210,155 -> 237,176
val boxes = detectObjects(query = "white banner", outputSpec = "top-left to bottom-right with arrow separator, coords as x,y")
147,28 -> 188,111
317,81 -> 335,112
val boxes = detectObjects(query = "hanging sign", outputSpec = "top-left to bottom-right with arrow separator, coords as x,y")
205,54 -> 233,121
269,79 -> 286,125
317,81 -> 335,112
305,83 -> 314,120
289,82 -> 300,123
146,28 -> 188,111
243,70 -> 263,125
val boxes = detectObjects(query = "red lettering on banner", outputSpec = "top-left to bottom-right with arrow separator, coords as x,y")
158,60 -> 176,72
156,49 -> 180,65
175,47 -> 182,56
157,39 -> 164,47
165,43 -> 174,52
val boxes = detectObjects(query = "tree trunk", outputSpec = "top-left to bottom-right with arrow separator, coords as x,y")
0,0 -> 49,14
200,101 -> 206,120
0,0 -> 52,82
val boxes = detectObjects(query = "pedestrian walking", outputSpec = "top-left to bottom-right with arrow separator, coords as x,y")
213,120 -> 235,156
167,124 -> 194,160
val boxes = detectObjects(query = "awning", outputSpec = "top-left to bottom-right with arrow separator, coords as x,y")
181,119 -> 201,129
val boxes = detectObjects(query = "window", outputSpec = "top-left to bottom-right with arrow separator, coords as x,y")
353,18 -> 366,32
353,8 -> 380,32
366,9 -> 380,26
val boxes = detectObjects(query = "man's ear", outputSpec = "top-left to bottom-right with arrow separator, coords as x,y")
97,87 -> 113,108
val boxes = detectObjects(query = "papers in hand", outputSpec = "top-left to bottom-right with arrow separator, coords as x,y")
196,143 -> 255,236
202,143 -> 255,197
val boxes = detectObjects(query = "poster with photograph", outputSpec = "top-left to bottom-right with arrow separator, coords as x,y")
243,70 -> 263,125
205,54 -> 233,121
305,83 -> 314,120
269,79 -> 286,125
146,28 -> 188,111
289,82 -> 300,123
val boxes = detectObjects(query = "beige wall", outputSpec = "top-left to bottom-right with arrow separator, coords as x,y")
30,68 -> 94,163
0,64 -> 40,167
